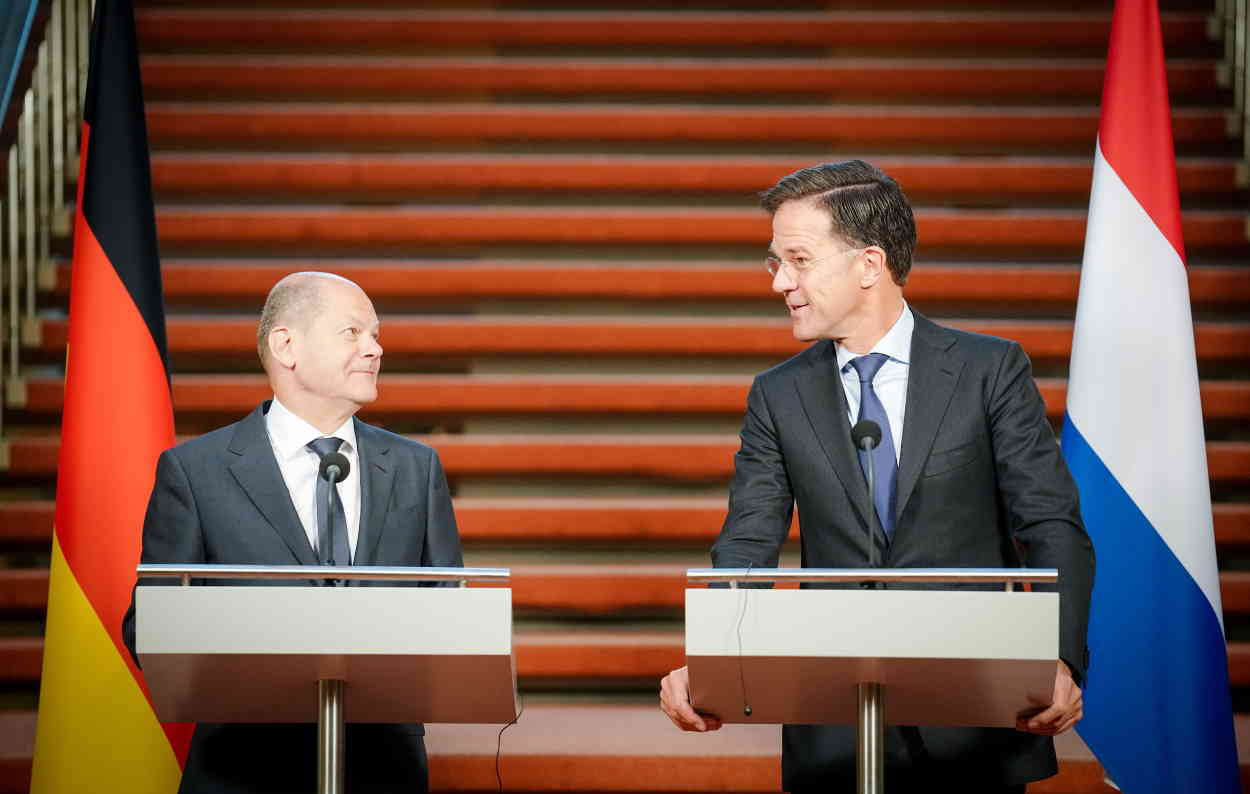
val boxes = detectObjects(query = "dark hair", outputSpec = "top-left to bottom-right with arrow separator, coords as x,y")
760,160 -> 916,286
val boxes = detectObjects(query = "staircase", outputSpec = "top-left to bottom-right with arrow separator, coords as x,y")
0,0 -> 1246,791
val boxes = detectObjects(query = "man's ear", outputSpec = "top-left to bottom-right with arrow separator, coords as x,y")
859,246 -> 890,288
268,327 -> 296,370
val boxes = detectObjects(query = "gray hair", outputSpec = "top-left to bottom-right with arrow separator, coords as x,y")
256,272 -> 335,367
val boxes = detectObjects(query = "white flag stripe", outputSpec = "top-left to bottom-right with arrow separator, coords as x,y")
1066,141 -> 1221,623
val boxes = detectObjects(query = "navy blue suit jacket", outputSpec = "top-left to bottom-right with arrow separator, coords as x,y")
711,312 -> 1094,790
123,402 -> 463,794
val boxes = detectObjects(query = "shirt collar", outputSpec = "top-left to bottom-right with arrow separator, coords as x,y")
265,397 -> 357,462
836,301 -> 914,372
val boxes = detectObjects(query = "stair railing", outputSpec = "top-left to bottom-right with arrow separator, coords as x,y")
1214,0 -> 1249,164
0,0 -> 91,438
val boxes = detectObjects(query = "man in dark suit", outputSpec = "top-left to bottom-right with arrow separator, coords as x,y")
123,272 -> 463,793
659,161 -> 1094,792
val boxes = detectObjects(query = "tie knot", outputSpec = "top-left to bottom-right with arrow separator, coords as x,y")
307,437 -> 344,458
848,352 -> 889,383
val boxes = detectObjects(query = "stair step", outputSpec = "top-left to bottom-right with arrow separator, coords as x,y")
30,316 -> 1250,362
134,9 -> 1210,54
51,261 -> 1250,307
11,375 -> 1250,423
5,499 -> 1249,547
146,155 -> 1245,200
139,56 -> 1222,102
145,103 -> 1229,149
5,436 -> 1248,483
0,702 -> 1185,793
135,206 -> 1246,254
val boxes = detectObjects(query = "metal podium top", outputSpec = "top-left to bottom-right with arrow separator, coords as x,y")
137,563 -> 510,584
686,567 -> 1058,586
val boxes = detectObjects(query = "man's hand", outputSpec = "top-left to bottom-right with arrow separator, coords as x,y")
1017,660 -> 1083,735
659,666 -> 723,732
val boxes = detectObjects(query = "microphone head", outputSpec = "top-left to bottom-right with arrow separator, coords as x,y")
851,420 -> 882,450
319,452 -> 351,483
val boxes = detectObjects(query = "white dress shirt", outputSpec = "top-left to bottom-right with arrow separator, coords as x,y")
264,397 -> 361,557
835,302 -> 914,465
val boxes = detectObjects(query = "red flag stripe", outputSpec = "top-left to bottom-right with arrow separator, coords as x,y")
1097,0 -> 1186,263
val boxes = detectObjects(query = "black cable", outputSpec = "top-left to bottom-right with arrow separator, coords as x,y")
735,561 -> 753,717
495,694 -> 524,793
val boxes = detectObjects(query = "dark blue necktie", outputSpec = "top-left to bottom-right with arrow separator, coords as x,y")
307,437 -> 352,568
849,353 -> 898,538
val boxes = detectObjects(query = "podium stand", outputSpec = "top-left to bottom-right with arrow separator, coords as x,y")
684,568 -> 1059,794
135,564 -> 518,794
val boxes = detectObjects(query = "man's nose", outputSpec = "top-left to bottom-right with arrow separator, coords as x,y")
772,265 -> 796,294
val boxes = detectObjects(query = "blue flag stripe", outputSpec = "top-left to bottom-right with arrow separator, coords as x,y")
1063,419 -> 1239,793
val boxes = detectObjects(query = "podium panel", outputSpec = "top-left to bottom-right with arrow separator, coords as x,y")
686,588 -> 1056,727
137,585 -> 517,724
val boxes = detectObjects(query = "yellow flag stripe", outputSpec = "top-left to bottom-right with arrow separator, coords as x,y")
30,533 -> 182,794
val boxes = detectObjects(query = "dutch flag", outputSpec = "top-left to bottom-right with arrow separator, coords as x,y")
1061,0 -> 1240,791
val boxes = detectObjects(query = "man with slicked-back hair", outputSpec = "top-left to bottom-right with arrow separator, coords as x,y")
660,161 -> 1094,792
123,272 -> 463,794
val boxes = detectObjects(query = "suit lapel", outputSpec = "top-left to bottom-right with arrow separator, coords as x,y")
794,341 -> 876,534
895,312 -> 963,523
354,419 -> 394,566
227,402 -> 319,566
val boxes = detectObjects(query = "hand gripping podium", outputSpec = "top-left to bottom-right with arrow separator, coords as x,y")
135,564 -> 518,794
684,568 -> 1059,794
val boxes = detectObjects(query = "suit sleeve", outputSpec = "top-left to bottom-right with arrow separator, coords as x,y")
988,342 -> 1095,683
121,448 -> 206,665
421,448 -> 464,569
710,376 -> 794,570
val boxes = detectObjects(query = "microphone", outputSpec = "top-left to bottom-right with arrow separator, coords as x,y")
851,420 -> 881,451
851,420 -> 882,574
319,452 -> 350,484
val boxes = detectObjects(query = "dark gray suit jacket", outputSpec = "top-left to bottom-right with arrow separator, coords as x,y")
123,402 -> 464,794
710,311 -> 1094,790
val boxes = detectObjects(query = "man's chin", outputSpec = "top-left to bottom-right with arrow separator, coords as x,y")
349,386 -> 379,406
791,324 -> 819,343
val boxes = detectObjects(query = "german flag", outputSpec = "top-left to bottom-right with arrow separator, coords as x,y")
30,0 -> 193,790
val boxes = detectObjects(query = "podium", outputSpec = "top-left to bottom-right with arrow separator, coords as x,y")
684,568 -> 1059,794
135,564 -> 518,794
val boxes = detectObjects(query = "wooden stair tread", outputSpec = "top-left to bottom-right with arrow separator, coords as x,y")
11,374 -> 1250,422
146,154 -> 1245,198
134,9 -> 1210,52
30,316 -> 1250,361
4,703 -> 1206,792
5,436 -> 1249,482
53,261 -> 1250,306
145,103 -> 1230,147
139,56 -> 1221,101
135,206 -> 1247,252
